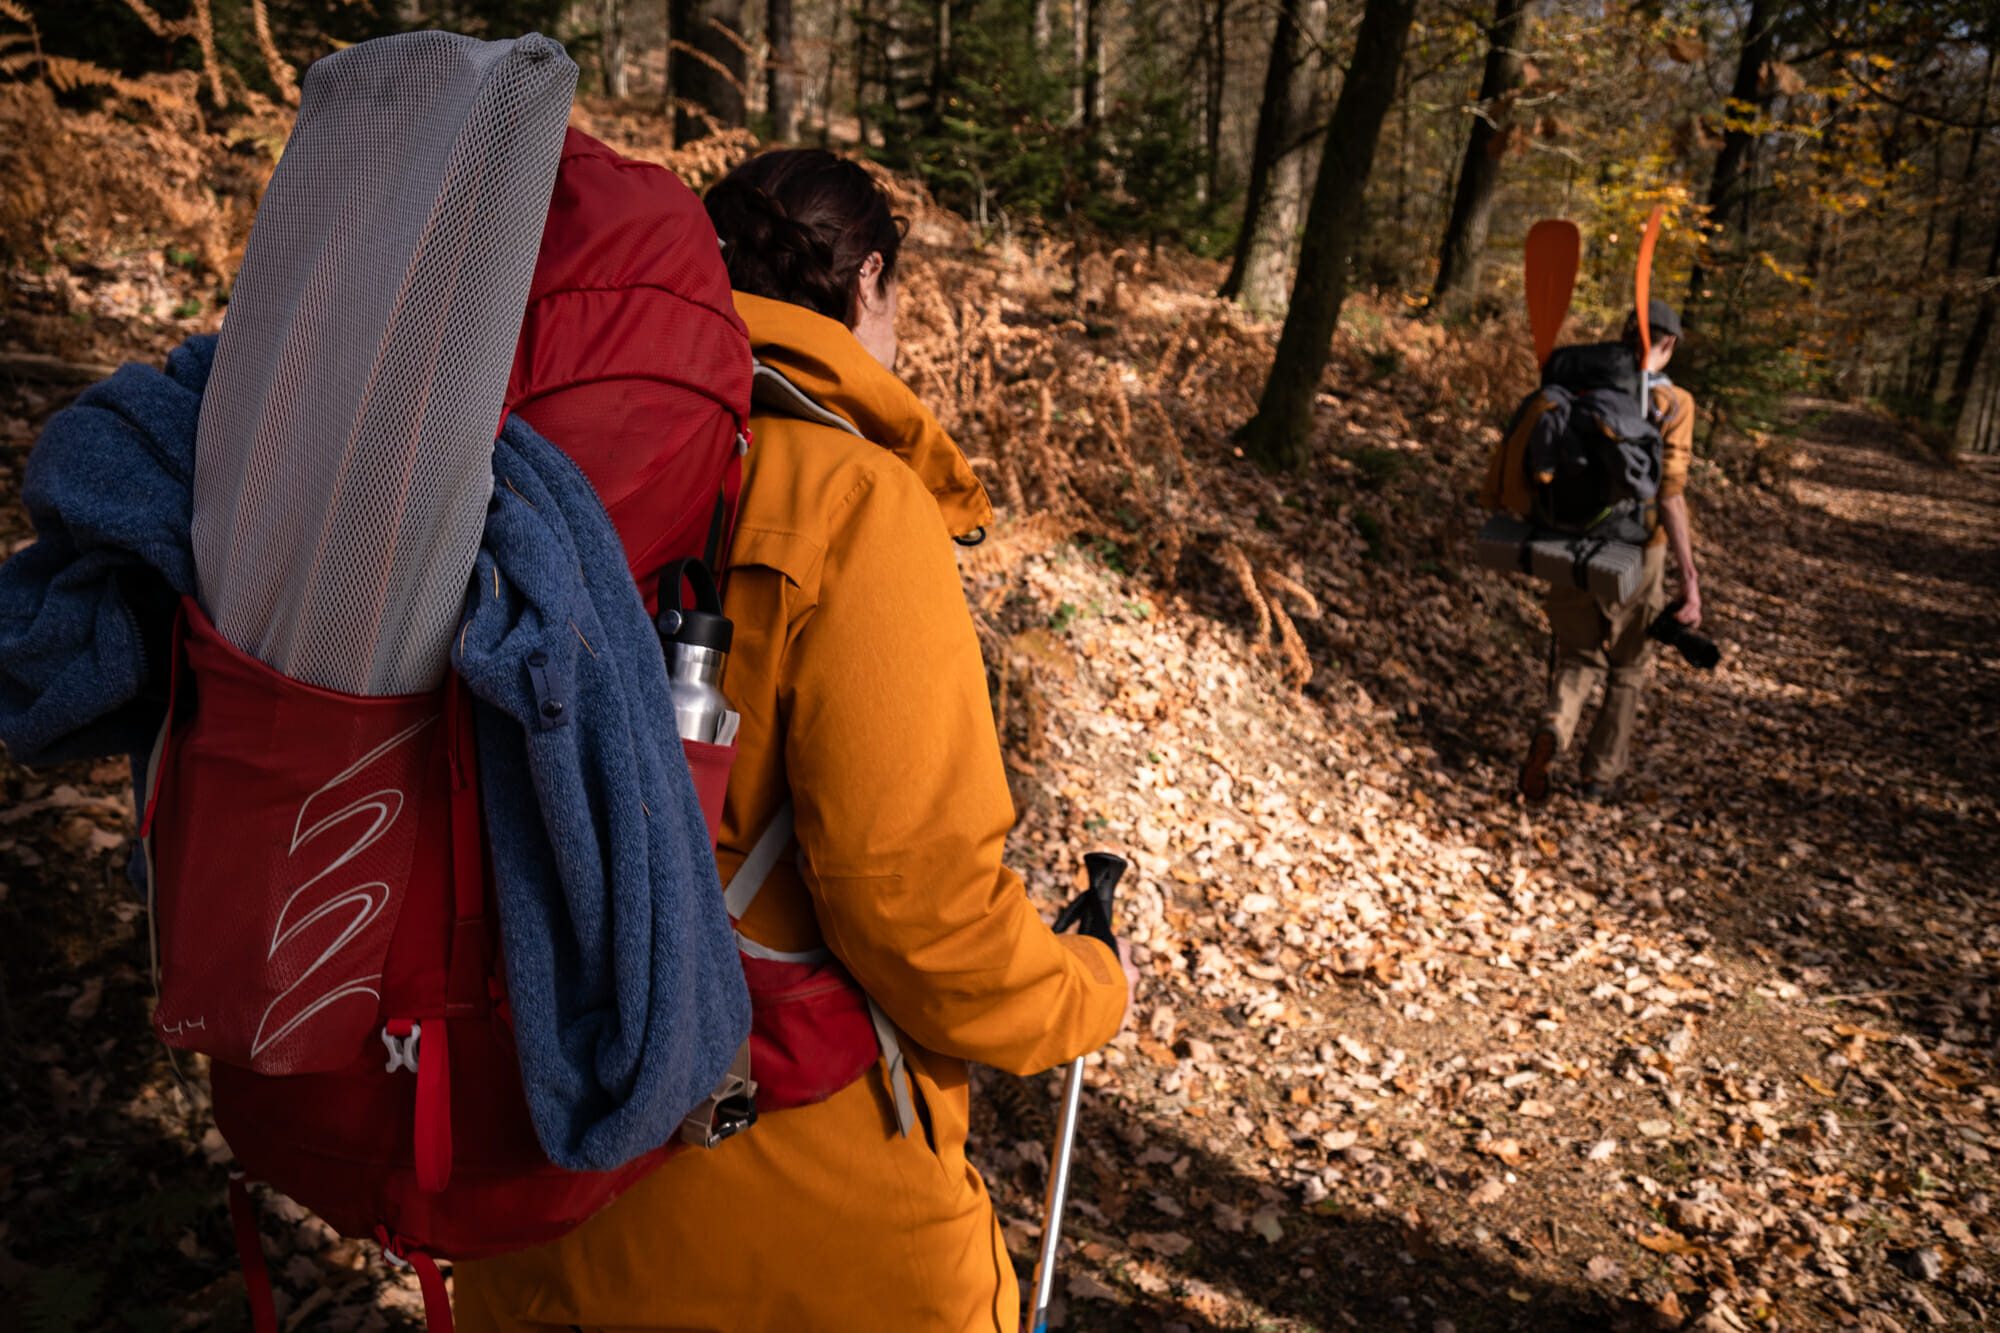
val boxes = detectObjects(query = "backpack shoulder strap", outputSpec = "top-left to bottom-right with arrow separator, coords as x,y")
724,802 -> 831,965
723,800 -> 794,920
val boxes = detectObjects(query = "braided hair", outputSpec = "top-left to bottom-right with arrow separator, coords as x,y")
704,150 -> 904,325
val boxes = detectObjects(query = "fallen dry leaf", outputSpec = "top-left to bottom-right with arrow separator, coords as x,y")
1638,1227 -> 1703,1256
66,976 -> 103,1023
1132,1230 -> 1193,1257
1067,1272 -> 1117,1302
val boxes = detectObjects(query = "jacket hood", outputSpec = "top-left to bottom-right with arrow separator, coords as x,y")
732,291 -> 993,538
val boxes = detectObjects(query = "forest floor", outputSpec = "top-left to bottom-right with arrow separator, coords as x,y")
954,392 -> 2000,1333
2,223 -> 1998,1333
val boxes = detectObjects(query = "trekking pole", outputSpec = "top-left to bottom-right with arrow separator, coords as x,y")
1029,851 -> 1126,1333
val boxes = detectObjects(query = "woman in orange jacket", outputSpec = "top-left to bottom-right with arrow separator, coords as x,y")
453,150 -> 1133,1332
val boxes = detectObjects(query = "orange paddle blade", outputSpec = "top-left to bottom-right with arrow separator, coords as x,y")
1635,205 -> 1664,360
1524,219 -> 1580,370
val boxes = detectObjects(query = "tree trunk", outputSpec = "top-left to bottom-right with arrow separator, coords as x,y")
1689,0 -> 1779,299
1982,349 -> 2000,453
1072,0 -> 1086,123
818,2 -> 841,143
1238,0 -> 1418,472
1084,0 -> 1104,129
856,0 -> 873,146
1904,133 -> 1946,398
1204,0 -> 1229,205
929,0 -> 952,130
1219,0 -> 1323,315
670,0 -> 747,140
1429,0 -> 1532,314
1394,76 -> 1410,231
1242,98 -> 1323,317
1947,219 -> 2000,435
1919,42 -> 1998,402
1034,0 -> 1050,54
601,0 -> 628,97
767,0 -> 799,140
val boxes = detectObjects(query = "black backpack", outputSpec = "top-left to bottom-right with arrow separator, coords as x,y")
1518,342 -> 1663,544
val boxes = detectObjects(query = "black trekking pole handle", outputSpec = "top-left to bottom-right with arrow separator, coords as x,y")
1052,851 -> 1124,950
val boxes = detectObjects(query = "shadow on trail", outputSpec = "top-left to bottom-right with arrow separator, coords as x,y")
1779,506 -> 2000,593
0,754 -> 260,1329
983,1089 -> 1655,1333
1608,420 -> 1994,1036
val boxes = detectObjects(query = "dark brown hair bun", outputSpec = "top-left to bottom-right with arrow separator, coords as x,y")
704,149 -> 904,325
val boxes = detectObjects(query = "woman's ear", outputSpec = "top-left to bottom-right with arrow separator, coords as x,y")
850,251 -> 898,370
856,251 -> 885,303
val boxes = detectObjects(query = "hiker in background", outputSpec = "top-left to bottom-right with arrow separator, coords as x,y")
454,149 -> 1137,1333
1519,299 -> 1702,803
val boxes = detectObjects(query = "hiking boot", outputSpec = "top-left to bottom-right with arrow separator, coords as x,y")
1518,729 -> 1556,803
1578,779 -> 1619,804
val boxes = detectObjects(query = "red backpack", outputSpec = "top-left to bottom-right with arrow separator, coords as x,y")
142,126 -> 880,1333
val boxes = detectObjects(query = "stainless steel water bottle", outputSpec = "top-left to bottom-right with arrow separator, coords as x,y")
656,559 -> 740,744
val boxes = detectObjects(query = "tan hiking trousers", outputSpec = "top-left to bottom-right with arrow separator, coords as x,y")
1540,542 -> 1668,784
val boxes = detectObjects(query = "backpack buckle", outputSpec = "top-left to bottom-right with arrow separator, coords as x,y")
381,1020 -> 421,1074
678,1042 -> 758,1149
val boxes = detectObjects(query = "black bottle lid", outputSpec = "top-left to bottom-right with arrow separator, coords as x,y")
656,559 -> 733,654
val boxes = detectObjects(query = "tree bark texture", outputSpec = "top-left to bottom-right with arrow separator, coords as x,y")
1072,0 -> 1086,123
1902,133 -> 1945,398
1241,0 -> 1417,472
1220,0 -> 1325,316
929,0 -> 952,130
1204,0 -> 1228,205
1920,43 -> 1998,401
1948,219 -> 2000,435
856,0 -> 873,146
1084,0 -> 1104,129
767,0 -> 799,140
817,2 -> 842,143
1429,0 -> 1532,313
1689,0 -> 1779,298
671,0 -> 747,139
601,0 -> 628,97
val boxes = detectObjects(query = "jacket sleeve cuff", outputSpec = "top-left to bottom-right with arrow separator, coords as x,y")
1055,933 -> 1128,1047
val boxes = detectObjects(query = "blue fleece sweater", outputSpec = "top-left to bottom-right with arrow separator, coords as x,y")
0,339 -> 209,765
458,417 -> 751,1170
0,337 -> 750,1172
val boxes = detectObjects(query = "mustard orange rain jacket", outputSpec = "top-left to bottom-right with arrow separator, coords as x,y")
454,293 -> 1127,1333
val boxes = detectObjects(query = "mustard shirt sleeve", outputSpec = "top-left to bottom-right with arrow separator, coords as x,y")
778,461 -> 1127,1075
1656,385 -> 1696,501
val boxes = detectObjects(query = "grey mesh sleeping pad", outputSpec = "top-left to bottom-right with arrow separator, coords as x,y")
191,31 -> 577,694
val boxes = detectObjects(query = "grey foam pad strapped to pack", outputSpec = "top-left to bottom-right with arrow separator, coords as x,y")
191,31 -> 577,694
1472,513 -> 1646,605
